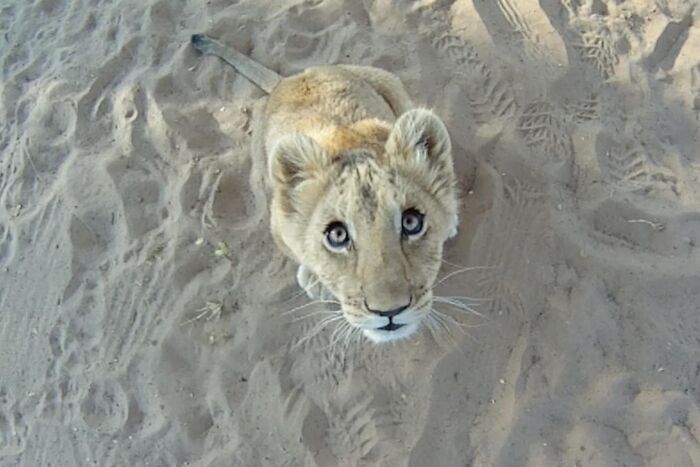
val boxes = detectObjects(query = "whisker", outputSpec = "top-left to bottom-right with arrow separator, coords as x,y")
333,322 -> 356,363
433,297 -> 485,317
428,314 -> 457,349
431,311 -> 453,335
423,316 -> 440,344
441,295 -> 492,303
440,258 -> 468,269
282,299 -> 340,316
432,265 -> 496,289
329,321 -> 350,354
291,309 -> 340,323
432,309 -> 485,330
280,276 -> 323,303
292,315 -> 344,350
432,301 -> 491,328
432,309 -> 468,329
431,309 -> 482,345
342,325 -> 357,356
309,315 -> 344,335
352,327 -> 364,349
281,286 -> 312,303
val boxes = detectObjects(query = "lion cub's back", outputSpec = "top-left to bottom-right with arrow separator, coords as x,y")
264,66 -> 407,148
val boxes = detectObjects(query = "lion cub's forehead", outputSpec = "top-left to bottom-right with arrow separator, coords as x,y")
334,151 -> 402,222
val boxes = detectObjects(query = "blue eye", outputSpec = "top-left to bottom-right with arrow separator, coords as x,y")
325,222 -> 350,250
401,209 -> 425,237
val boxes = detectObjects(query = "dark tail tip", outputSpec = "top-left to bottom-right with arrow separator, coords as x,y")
191,34 -> 209,52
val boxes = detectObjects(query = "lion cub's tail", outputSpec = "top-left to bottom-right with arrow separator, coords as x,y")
191,34 -> 281,94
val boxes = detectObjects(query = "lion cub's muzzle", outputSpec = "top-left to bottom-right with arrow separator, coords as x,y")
364,299 -> 410,318
365,299 -> 410,332
359,296 -> 423,343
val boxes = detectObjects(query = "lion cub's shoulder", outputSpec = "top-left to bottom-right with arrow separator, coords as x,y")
263,65 -> 414,158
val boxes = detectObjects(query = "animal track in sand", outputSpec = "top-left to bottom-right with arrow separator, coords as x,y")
105,157 -> 164,240
80,379 -> 129,435
67,212 -> 116,269
268,7 -> 359,68
37,375 -> 83,425
0,388 -> 29,459
0,223 -> 13,266
74,37 -> 143,145
565,374 -> 700,466
159,106 -> 232,153
146,0 -> 176,38
207,162 -> 262,231
0,108 -> 72,219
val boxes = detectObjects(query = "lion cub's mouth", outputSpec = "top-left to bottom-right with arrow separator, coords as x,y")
350,297 -> 431,343
378,321 -> 405,331
363,321 -> 419,343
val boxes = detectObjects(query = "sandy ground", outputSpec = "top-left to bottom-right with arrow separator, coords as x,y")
1,0 -> 700,465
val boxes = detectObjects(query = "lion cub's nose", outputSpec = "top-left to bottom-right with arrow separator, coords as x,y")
364,300 -> 411,318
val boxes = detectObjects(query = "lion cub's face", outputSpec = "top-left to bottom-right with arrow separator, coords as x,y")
270,110 -> 459,343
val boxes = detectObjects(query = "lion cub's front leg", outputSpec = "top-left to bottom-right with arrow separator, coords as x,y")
296,265 -> 334,301
448,214 -> 460,239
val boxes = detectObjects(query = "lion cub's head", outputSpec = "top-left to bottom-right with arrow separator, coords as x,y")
270,109 -> 459,343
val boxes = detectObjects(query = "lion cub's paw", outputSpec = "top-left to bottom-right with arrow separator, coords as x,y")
296,265 -> 333,301
448,214 -> 460,239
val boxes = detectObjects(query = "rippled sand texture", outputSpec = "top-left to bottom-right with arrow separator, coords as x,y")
1,0 -> 699,466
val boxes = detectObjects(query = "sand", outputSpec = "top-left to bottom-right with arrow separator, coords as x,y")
1,0 -> 699,465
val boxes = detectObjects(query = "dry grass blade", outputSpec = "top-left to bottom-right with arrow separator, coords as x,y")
180,301 -> 223,326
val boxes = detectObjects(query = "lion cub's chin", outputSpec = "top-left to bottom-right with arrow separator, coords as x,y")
362,322 -> 420,344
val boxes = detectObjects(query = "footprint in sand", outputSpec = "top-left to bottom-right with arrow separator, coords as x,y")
0,387 -> 29,459
565,375 -> 700,466
1,80 -> 76,217
321,397 -> 378,464
432,34 -> 517,122
80,379 -> 129,435
517,100 -> 573,162
105,157 -> 164,240
0,223 -> 13,267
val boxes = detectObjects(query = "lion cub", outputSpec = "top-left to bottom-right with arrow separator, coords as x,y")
193,35 -> 459,343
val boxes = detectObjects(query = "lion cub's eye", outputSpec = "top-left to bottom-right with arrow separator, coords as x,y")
401,209 -> 425,238
324,221 -> 351,251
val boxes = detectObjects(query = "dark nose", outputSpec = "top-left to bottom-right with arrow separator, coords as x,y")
365,300 -> 411,318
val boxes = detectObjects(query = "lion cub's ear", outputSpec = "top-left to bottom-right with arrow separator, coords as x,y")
270,133 -> 330,188
385,109 -> 453,169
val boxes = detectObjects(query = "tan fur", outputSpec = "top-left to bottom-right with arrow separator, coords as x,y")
261,65 -> 460,342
